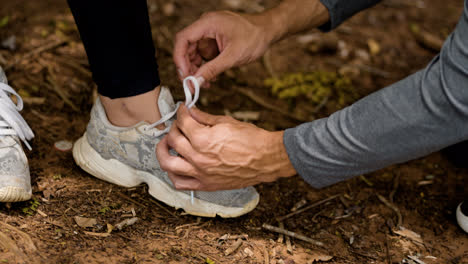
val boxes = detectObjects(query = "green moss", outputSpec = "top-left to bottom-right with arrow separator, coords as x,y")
265,71 -> 357,108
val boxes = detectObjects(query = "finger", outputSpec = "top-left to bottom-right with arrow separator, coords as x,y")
156,137 -> 199,176
167,173 -> 203,190
176,105 -> 206,142
166,124 -> 198,162
174,19 -> 213,79
194,49 -> 234,82
188,107 -> 225,126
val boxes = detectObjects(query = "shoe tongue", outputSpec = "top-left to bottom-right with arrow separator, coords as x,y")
158,86 -> 176,116
0,66 -> 7,85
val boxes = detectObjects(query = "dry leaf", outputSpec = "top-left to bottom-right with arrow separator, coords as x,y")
74,216 -> 97,228
394,226 -> 423,244
307,252 -> 333,263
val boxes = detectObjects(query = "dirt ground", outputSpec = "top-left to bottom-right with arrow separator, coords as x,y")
0,0 -> 467,263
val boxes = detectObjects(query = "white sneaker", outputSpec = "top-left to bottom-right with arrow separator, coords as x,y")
0,66 -> 34,202
73,85 -> 259,218
457,200 -> 468,233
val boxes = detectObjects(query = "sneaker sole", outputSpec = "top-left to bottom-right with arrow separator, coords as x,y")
73,134 -> 259,218
0,186 -> 31,202
457,203 -> 468,233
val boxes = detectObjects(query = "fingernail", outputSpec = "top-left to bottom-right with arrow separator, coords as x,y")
177,68 -> 184,78
196,76 -> 205,86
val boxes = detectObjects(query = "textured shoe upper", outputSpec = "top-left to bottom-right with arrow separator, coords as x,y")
86,87 -> 258,208
0,66 -> 31,193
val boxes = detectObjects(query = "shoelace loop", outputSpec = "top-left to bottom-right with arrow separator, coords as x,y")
0,82 -> 34,150
145,76 -> 200,131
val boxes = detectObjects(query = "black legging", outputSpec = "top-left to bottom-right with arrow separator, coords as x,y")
67,0 -> 160,99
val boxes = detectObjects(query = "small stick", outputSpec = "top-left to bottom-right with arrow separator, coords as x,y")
389,174 -> 400,203
262,224 -> 324,247
291,199 -> 307,212
263,246 -> 270,264
148,198 -> 179,218
45,71 -> 79,111
83,231 -> 110,238
277,194 -> 340,222
377,194 -> 402,227
277,222 -> 284,243
225,238 -> 243,256
235,87 -> 310,122
286,235 -> 293,254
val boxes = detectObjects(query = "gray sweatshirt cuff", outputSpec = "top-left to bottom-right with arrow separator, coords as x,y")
318,0 -> 382,31
284,127 -> 325,189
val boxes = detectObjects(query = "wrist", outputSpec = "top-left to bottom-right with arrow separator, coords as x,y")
265,130 -> 297,179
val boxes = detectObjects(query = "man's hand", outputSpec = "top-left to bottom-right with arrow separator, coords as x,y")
156,105 -> 297,191
173,11 -> 276,86
173,0 -> 329,86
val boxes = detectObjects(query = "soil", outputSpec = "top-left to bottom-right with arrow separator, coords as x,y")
0,0 -> 467,263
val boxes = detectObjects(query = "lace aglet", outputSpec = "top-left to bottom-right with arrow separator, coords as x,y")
190,191 -> 194,205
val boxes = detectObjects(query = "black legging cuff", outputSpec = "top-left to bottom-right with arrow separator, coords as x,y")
67,0 -> 160,98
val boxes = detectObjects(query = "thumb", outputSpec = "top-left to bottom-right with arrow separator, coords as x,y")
189,107 -> 225,126
195,50 -> 234,82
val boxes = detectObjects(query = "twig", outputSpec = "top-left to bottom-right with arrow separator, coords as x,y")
5,39 -> 68,71
83,231 -> 111,238
262,50 -> 277,78
225,238 -> 243,256
116,192 -> 147,208
389,174 -> 400,203
51,55 -> 92,78
148,198 -> 179,218
277,222 -> 284,243
350,249 -> 378,260
45,69 -> 79,111
277,194 -> 340,222
286,235 -> 293,254
219,234 -> 249,240
235,86 -> 310,122
263,246 -> 270,264
377,194 -> 402,227
262,224 -> 324,247
385,233 -> 391,264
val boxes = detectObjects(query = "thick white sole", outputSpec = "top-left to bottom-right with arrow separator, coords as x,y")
457,203 -> 468,233
72,134 -> 259,218
0,186 -> 31,202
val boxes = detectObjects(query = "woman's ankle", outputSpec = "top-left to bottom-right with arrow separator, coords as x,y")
99,86 -> 165,128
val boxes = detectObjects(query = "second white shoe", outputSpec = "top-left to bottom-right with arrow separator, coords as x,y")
0,66 -> 34,202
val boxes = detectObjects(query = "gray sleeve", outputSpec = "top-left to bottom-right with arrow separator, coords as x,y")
284,0 -> 468,189
318,0 -> 382,31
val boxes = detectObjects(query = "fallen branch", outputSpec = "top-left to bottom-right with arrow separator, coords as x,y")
262,224 -> 324,247
277,194 -> 340,222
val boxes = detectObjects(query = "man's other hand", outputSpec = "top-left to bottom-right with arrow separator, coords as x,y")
173,11 -> 275,87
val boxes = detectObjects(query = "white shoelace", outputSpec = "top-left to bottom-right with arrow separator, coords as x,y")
0,82 -> 34,150
146,76 -> 201,204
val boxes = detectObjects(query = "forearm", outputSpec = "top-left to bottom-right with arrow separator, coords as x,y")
258,0 -> 329,43
284,1 -> 468,188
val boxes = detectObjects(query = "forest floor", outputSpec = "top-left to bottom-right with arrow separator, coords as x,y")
0,0 -> 467,263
